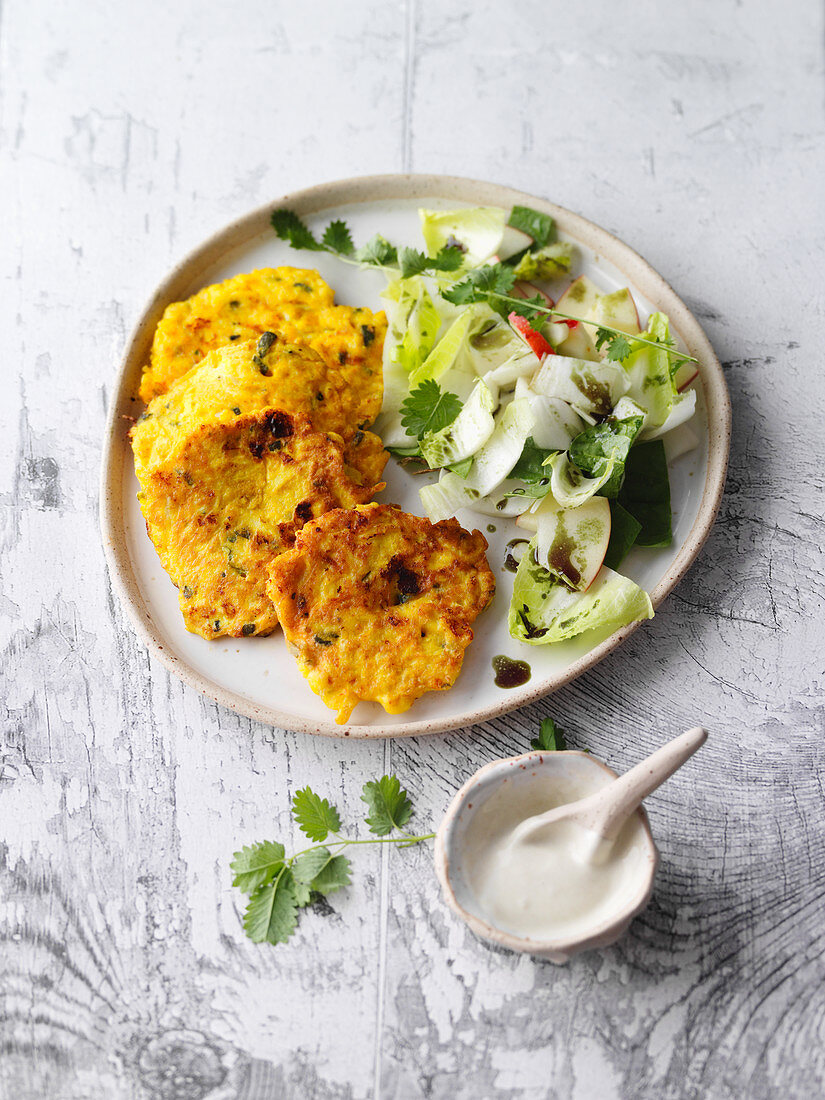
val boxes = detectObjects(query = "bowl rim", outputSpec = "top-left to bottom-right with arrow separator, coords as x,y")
99,172 -> 731,737
434,749 -> 659,956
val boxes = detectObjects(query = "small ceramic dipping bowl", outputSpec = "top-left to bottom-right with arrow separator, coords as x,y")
434,751 -> 659,962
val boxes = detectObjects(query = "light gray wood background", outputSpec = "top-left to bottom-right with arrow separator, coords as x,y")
2,1 -> 823,1097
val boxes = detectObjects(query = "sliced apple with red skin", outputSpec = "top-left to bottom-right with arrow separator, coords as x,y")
508,312 -> 554,359
516,493 -> 611,591
513,281 -> 554,307
557,274 -> 602,322
558,278 -> 641,350
673,361 -> 699,391
588,288 -> 640,338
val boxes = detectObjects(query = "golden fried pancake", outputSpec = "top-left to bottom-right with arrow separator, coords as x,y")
133,336 -> 358,474
139,267 -> 386,427
132,336 -> 387,493
266,503 -> 495,723
341,428 -> 388,489
139,411 -> 384,639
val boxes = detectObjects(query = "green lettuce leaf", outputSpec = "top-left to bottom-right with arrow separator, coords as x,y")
509,436 -> 555,485
396,283 -> 441,373
508,205 -> 555,247
409,307 -> 478,388
547,452 -> 617,508
508,542 -> 653,645
624,312 -> 676,429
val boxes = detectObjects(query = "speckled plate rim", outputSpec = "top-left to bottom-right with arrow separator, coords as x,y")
99,173 -> 731,738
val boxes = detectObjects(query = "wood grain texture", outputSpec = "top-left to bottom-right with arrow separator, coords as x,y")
1,0 -> 824,1097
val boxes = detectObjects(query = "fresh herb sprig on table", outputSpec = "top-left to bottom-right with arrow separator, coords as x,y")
231,776 -> 434,946
232,714 -> 576,948
531,716 -> 568,751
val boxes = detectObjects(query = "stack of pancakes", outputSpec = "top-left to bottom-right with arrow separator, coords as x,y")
131,264 -> 495,722
131,267 -> 388,639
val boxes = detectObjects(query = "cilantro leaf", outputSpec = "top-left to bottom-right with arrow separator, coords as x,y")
272,211 -> 398,269
292,787 -> 341,842
270,209 -> 324,251
362,775 -> 413,835
242,867 -> 299,944
230,841 -> 286,895
531,717 -> 567,751
398,248 -> 431,279
440,262 -> 517,307
322,219 -> 355,256
432,244 -> 466,271
506,294 -> 549,324
605,336 -> 634,363
355,233 -> 398,267
291,847 -> 334,897
400,380 -> 462,441
508,205 -> 555,247
595,328 -> 634,363
399,244 -> 465,279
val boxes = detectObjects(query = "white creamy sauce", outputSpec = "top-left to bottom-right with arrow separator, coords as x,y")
463,771 -> 648,940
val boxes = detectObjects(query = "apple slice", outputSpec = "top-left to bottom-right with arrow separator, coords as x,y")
520,493 -> 611,591
497,224 -> 533,261
555,319 -> 600,361
588,288 -> 641,337
513,281 -> 554,307
528,393 -> 586,450
558,279 -> 642,351
508,312 -> 554,359
557,274 -> 602,321
673,361 -> 699,391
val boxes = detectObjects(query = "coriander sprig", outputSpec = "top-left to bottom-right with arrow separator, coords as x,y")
531,716 -> 568,751
271,209 -> 697,368
399,378 -> 462,440
270,209 -> 464,279
442,270 -> 699,366
231,776 -> 434,946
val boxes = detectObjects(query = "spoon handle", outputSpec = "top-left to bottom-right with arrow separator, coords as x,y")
586,726 -> 708,840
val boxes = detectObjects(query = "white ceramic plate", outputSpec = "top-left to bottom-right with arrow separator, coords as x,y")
100,175 -> 730,738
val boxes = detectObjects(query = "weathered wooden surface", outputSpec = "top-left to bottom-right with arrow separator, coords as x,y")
2,1 -> 824,1097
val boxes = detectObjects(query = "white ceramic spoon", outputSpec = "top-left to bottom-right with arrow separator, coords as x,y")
510,726 -> 708,864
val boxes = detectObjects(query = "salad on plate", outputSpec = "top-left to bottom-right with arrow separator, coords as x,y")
270,202 -> 700,650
